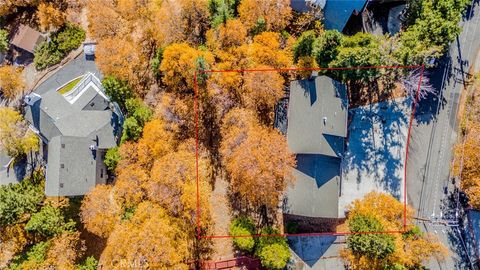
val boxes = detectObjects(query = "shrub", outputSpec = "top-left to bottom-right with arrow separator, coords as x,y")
151,48 -> 164,79
256,227 -> 287,251
102,76 -> 133,111
208,0 -> 236,28
347,214 -> 395,259
257,243 -> 291,270
256,226 -> 290,270
77,256 -> 98,270
25,205 -> 76,238
104,147 -> 120,172
293,30 -> 317,63
120,98 -> 153,143
121,117 -> 142,143
34,24 -> 86,70
9,241 -> 50,268
230,217 -> 256,252
33,42 -> 64,70
0,177 -> 44,226
312,29 -> 343,68
55,23 -> 86,52
251,17 -> 266,36
132,105 -> 153,127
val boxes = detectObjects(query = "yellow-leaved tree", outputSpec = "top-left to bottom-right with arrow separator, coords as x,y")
95,36 -> 151,95
0,107 -> 38,158
99,201 -> 189,269
160,43 -> 214,94
145,140 -> 212,231
36,2 -> 65,31
0,66 -> 25,100
454,123 -> 480,209
136,118 -> 176,169
238,0 -> 292,32
206,19 -> 248,51
220,108 -> 295,213
241,67 -> 285,123
41,231 -> 86,270
0,224 -> 28,268
80,185 -> 122,238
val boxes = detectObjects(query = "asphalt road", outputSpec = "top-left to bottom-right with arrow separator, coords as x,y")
406,1 -> 480,269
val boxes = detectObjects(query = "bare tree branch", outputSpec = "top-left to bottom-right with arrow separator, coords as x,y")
402,68 -> 436,100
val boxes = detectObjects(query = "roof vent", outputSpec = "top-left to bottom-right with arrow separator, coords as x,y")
323,117 -> 327,125
24,93 -> 41,106
89,144 -> 98,151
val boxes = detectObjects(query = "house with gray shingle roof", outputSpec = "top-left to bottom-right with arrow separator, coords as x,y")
282,76 -> 347,226
24,68 -> 122,196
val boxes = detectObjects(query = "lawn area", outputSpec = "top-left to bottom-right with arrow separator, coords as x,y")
57,76 -> 83,94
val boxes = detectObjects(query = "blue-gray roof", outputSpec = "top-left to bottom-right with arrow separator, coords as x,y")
45,136 -> 108,196
291,0 -> 367,32
286,76 -> 347,157
324,0 -> 367,31
284,155 -> 340,218
23,55 -> 121,196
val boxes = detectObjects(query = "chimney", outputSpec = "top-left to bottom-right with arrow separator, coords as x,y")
24,93 -> 41,106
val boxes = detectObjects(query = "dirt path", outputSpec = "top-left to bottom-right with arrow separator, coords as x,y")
209,176 -> 235,260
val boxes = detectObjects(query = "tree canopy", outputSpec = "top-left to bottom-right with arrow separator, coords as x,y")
99,201 -> 189,270
341,192 -> 447,270
220,108 -> 295,212
0,66 -> 25,100
0,107 -> 39,158
25,205 -> 76,238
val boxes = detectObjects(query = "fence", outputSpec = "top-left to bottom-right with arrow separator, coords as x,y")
202,256 -> 262,270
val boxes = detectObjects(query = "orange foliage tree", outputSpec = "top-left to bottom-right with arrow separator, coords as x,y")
155,93 -> 195,140
113,164 -> 149,209
206,19 -> 248,51
95,37 -> 151,95
0,224 -> 28,268
178,0 -> 210,44
454,123 -> 480,209
145,140 -> 212,230
159,43 -> 214,93
238,0 -> 292,32
241,68 -> 285,122
80,185 -> 122,238
341,192 -> 448,270
148,0 -> 185,46
136,118 -> 176,169
42,231 -> 86,270
248,32 -> 294,68
37,2 -> 65,31
87,0 -> 125,39
0,66 -> 25,100
99,201 -> 189,269
220,108 -> 295,213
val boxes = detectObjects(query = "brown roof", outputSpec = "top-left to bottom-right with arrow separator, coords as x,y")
10,25 -> 45,53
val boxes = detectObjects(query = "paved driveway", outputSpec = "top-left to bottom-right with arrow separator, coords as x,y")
339,97 -> 411,216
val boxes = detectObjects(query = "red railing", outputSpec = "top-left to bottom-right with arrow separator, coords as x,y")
202,256 -> 261,269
